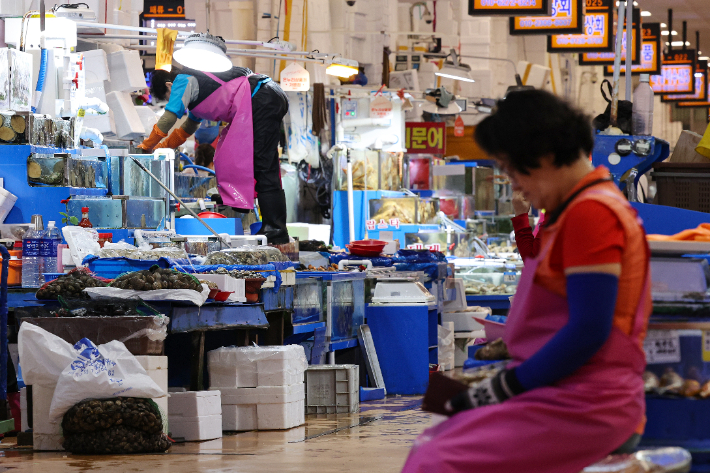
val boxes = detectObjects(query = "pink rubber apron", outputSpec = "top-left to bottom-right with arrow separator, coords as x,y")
190,73 -> 255,209
402,190 -> 650,473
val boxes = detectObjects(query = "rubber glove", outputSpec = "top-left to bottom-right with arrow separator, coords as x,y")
137,124 -> 168,151
445,368 -> 520,414
155,127 -> 191,150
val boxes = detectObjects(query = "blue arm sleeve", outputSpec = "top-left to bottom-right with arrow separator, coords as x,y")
513,273 -> 619,391
164,74 -> 192,118
187,111 -> 202,123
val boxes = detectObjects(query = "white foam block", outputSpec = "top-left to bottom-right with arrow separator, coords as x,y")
20,387 -> 28,432
33,433 -> 64,451
106,91 -> 146,140
83,49 -> 110,83
221,399 -> 304,431
136,355 -> 169,433
216,383 -> 304,405
208,345 -> 307,388
84,82 -> 116,135
105,50 -> 147,92
168,414 -> 223,441
32,384 -> 65,451
168,391 -> 222,418
134,105 -> 157,134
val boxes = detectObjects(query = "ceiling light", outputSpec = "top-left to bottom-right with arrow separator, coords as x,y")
672,30 -> 678,35
695,72 -> 704,78
435,50 -> 475,83
326,57 -> 359,78
661,31 -> 670,36
633,1 -> 637,5
173,33 -> 232,72
670,41 -> 690,47
641,11 -> 651,17
701,56 -> 710,61
661,23 -> 667,28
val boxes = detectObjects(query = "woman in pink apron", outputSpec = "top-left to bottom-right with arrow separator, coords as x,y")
140,61 -> 290,244
403,90 -> 651,473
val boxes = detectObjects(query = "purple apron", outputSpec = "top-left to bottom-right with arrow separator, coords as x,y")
190,73 -> 255,209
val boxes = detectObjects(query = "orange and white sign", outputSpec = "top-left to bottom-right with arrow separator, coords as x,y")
280,63 -> 310,92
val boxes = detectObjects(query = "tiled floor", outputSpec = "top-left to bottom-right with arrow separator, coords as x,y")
0,397 -> 428,472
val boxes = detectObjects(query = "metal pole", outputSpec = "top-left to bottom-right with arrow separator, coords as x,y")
668,9 -> 673,53
610,0 -> 626,127
128,156 -> 225,244
625,0 -> 633,101
346,150 -> 356,243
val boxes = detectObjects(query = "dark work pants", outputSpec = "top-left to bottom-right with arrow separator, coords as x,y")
251,80 -> 289,196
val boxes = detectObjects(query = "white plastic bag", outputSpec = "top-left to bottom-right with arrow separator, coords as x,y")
83,285 -> 209,306
18,323 -> 166,424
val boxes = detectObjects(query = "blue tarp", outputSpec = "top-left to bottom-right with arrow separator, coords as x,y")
328,253 -> 394,267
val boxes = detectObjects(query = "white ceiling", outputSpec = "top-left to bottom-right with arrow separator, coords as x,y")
639,0 -> 710,56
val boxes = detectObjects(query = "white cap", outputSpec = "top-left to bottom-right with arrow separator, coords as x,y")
640,74 -> 650,82
48,221 -> 55,228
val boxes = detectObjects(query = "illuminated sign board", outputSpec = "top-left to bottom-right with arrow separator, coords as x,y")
548,0 -> 613,53
677,79 -> 710,107
143,0 -> 185,18
650,50 -> 695,94
469,0 -> 550,16
509,0 -> 583,35
579,9 -> 640,65
604,23 -> 661,76
663,61 -> 708,102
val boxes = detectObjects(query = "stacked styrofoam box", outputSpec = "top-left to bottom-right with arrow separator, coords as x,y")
168,391 -> 222,441
32,385 -> 63,451
438,323 -> 455,372
304,364 -> 359,414
197,274 -> 247,302
83,49 -> 116,136
208,345 -> 307,431
20,387 -> 28,433
106,91 -> 146,140
136,355 -> 169,434
135,106 -> 158,134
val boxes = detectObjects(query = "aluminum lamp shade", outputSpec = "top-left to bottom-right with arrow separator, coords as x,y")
435,64 -> 475,83
326,57 -> 359,78
173,33 -> 232,73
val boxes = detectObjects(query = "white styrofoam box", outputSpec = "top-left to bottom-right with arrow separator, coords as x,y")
454,332 -> 482,368
105,50 -> 147,93
0,0 -> 25,16
20,387 -> 29,433
84,83 -> 116,135
134,105 -> 157,135
218,384 -> 305,431
285,223 -> 331,243
208,345 -> 307,388
136,355 -> 169,433
442,310 -> 489,332
439,322 -> 455,371
4,17 -> 78,50
106,91 -> 146,140
83,49 -> 110,84
305,364 -> 359,414
33,384 -> 65,450
168,391 -> 222,419
198,274 -> 246,298
0,187 -> 18,223
169,414 -> 223,441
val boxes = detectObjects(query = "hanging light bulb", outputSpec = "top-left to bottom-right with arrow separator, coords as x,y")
173,32 -> 232,73
435,50 -> 475,83
326,57 -> 359,78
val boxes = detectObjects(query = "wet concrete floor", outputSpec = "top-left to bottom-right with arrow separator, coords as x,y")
0,397 -> 428,472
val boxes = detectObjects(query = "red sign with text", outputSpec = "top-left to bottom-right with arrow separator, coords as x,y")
405,122 -> 446,154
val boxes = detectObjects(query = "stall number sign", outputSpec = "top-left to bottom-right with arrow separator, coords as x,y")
469,0 -> 549,16
370,96 -> 393,119
405,122 -> 446,154
366,219 -> 400,230
144,0 -> 185,18
510,0 -> 583,36
651,51 -> 696,94
280,63 -> 310,92
580,10 -> 641,65
548,0 -> 613,53
664,62 -> 708,102
644,330 -> 681,364
604,24 -> 662,76
678,82 -> 710,108
407,243 -> 441,251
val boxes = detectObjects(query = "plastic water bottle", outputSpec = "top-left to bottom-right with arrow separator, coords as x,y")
40,221 -> 62,277
22,224 -> 42,288
632,73 -> 654,136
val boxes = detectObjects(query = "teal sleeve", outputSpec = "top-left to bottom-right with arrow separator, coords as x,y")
165,74 -> 192,118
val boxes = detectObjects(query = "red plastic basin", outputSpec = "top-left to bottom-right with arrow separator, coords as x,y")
197,211 -> 227,219
214,291 -> 234,302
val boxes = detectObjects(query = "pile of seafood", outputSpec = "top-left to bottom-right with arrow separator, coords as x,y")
62,398 -> 171,454
474,339 -> 511,361
36,268 -> 108,300
202,268 -> 265,279
644,368 -> 710,398
299,264 -> 340,272
487,242 -> 517,256
371,198 -> 417,224
98,247 -> 187,260
342,158 -> 378,190
110,267 -> 202,292
204,246 -> 289,265
465,283 -> 515,295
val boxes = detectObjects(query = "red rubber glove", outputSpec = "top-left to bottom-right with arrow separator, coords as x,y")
155,127 -> 191,150
137,124 -> 168,151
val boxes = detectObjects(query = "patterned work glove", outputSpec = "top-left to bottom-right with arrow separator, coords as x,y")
445,368 -> 524,414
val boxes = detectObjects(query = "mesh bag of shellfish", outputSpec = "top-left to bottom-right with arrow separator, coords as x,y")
62,398 -> 171,454
109,266 -> 203,291
36,267 -> 111,300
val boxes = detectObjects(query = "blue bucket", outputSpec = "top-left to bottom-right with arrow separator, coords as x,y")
250,222 -> 262,235
43,273 -> 64,282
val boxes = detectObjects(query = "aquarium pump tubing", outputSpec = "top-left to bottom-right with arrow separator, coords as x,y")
128,156 -> 224,247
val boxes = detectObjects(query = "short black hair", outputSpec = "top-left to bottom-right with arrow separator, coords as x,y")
474,90 -> 593,175
150,69 -> 178,102
195,143 -> 215,168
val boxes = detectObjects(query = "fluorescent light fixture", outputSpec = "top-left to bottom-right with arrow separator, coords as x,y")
695,72 -> 704,78
672,30 -> 678,35
661,31 -> 670,36
670,41 -> 690,47
641,10 -> 651,16
661,23 -> 667,28
435,49 -> 475,83
701,56 -> 710,61
436,65 -> 475,83
173,33 -> 232,72
326,57 -> 359,78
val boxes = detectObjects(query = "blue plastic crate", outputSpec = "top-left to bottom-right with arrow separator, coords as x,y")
87,257 -> 167,279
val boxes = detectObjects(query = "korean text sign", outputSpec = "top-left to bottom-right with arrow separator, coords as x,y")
604,23 -> 662,76
548,0 -> 613,53
579,9 -> 641,65
469,0 -> 549,16
510,0 -> 583,35
405,122 -> 446,155
650,50 -> 695,94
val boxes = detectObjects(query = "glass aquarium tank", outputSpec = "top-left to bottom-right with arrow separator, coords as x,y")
293,277 -> 324,325
379,151 -> 403,191
337,149 -> 379,191
369,197 -> 418,224
453,259 -> 520,295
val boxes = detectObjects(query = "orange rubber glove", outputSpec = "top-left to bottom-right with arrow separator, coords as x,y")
155,127 -> 191,150
137,124 -> 168,151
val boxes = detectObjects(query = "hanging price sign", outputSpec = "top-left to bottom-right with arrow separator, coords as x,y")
548,0 -> 614,53
643,330 -> 681,364
603,23 -> 662,76
280,62 -> 310,92
650,50 -> 696,94
510,0 -> 584,36
370,96 -> 393,119
454,116 -> 465,137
